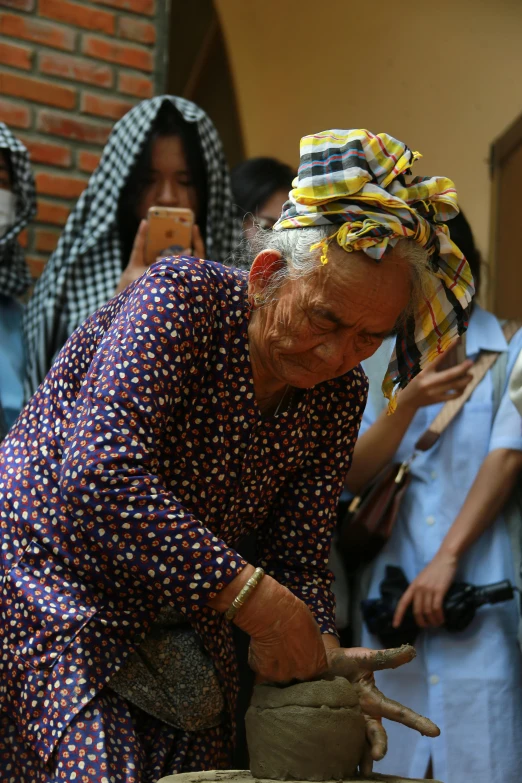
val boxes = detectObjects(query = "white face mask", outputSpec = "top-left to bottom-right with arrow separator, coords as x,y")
0,188 -> 16,238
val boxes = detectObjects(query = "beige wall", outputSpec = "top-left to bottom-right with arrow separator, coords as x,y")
216,0 -> 522,265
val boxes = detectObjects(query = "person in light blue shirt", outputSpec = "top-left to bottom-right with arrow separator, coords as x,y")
346,212 -> 522,783
0,123 -> 36,438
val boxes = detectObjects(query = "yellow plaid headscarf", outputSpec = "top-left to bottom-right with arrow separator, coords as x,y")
273,129 -> 475,408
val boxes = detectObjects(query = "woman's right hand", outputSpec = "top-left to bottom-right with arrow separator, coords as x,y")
397,348 -> 473,413
234,574 -> 328,683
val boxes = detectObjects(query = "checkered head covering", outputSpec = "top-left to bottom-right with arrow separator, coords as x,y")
23,95 -> 241,399
0,123 -> 36,298
273,129 -> 475,408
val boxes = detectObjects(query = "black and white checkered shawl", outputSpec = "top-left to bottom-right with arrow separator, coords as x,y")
22,96 -> 241,398
0,123 -> 36,298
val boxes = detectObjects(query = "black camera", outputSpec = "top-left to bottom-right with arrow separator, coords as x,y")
361,565 -> 516,648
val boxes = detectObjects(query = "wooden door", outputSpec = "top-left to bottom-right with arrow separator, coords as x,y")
490,112 -> 522,319
167,0 -> 245,168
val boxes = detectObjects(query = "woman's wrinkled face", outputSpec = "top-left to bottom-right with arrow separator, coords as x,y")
0,151 -> 12,191
137,135 -> 199,220
249,246 -> 412,389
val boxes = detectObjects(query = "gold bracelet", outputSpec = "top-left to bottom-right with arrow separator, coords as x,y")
225,567 -> 265,621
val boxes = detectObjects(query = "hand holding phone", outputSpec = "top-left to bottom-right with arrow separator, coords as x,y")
146,207 -> 194,265
116,211 -> 205,296
397,337 -> 472,412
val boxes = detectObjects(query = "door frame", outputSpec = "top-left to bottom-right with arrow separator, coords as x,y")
488,111 -> 522,314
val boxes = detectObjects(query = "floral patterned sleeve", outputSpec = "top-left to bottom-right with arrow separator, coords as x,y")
58,262 -> 247,614
257,374 -> 367,636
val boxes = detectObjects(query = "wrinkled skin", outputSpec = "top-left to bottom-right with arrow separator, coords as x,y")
327,645 -> 439,776
247,246 -> 411,408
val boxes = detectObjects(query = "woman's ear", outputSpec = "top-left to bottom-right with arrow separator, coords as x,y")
248,250 -> 284,301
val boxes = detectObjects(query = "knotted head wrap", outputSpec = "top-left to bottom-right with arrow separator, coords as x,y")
273,129 -> 475,409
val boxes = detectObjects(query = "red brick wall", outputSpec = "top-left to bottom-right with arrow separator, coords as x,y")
0,0 -> 166,278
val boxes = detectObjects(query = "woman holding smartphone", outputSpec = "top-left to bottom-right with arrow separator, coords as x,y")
23,96 -> 241,397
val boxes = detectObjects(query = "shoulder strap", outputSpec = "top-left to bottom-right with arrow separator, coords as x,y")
492,320 -> 521,415
415,320 -> 521,452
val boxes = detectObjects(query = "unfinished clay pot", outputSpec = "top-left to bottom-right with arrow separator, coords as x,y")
245,678 -> 366,781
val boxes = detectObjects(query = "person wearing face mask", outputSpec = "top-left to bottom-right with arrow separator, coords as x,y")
0,124 -> 36,438
22,96 -> 241,398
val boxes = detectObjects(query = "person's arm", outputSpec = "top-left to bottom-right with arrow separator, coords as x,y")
393,446 -> 522,629
346,351 -> 473,494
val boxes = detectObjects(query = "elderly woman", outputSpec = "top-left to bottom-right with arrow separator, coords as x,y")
0,130 -> 473,782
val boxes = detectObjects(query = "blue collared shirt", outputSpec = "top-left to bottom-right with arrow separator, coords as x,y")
358,306 -> 522,783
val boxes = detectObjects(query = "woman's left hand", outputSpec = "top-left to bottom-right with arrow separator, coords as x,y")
327,645 -> 440,776
393,550 -> 459,629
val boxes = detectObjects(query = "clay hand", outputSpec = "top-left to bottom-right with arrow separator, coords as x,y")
397,347 -> 473,412
393,550 -> 459,629
115,219 -> 149,294
234,575 -> 328,684
327,645 -> 440,776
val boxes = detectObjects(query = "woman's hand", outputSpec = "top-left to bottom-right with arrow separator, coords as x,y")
397,348 -> 473,413
233,574 -> 328,684
393,550 -> 459,629
327,645 -> 440,776
115,222 -> 206,296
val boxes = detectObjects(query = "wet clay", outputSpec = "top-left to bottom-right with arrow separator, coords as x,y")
245,678 -> 366,781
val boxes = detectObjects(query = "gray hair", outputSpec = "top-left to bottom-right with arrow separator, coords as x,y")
235,225 -> 434,315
